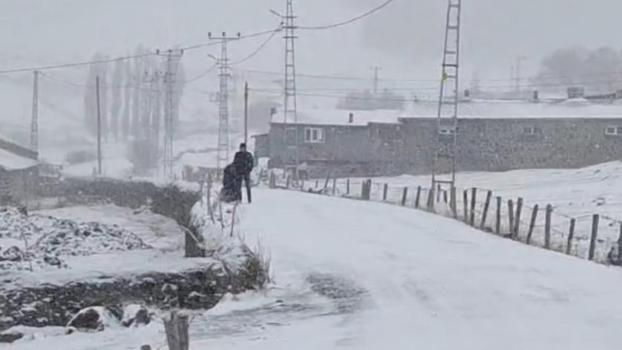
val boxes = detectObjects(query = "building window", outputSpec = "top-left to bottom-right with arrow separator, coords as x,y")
304,127 -> 324,143
523,126 -> 537,135
605,126 -> 622,136
439,126 -> 457,136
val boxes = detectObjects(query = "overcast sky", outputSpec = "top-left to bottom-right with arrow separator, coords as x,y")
1,0 -> 621,89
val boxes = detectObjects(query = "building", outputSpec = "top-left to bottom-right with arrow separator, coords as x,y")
0,137 -> 39,205
254,101 -> 622,177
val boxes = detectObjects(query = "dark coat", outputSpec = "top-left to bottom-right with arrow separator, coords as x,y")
220,164 -> 241,203
233,151 -> 254,175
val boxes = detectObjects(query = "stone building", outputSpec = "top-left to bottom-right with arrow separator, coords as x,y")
253,102 -> 622,177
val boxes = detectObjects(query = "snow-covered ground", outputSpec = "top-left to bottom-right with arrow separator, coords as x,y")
317,161 -> 622,261
9,188 -> 622,349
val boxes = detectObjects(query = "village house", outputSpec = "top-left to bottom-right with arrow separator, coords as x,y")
253,101 -> 622,177
0,136 -> 39,205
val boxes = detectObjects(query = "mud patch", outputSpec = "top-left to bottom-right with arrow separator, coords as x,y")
305,273 -> 369,314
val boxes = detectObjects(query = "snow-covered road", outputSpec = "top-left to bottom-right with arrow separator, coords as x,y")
9,188 -> 622,349
233,188 -> 622,350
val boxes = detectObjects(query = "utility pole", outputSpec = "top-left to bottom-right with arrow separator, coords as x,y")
30,70 -> 39,153
515,55 -> 527,94
159,49 -> 184,179
272,0 -> 299,172
96,76 -> 102,176
431,0 -> 462,210
244,81 -> 249,146
371,66 -> 382,95
209,32 -> 240,173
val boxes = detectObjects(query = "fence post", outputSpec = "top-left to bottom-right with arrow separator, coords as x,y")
346,179 -> 350,195
480,190 -> 492,229
526,205 -> 538,245
589,214 -> 599,261
315,179 -> 319,188
164,311 -> 190,350
401,187 -> 408,206
415,186 -> 422,209
332,178 -> 337,195
566,218 -> 576,255
469,188 -> 477,226
462,190 -> 468,222
617,223 -> 622,264
450,186 -> 457,218
436,183 -> 441,202
269,172 -> 276,189
513,197 -> 524,239
443,190 -> 448,203
286,175 -> 291,189
496,196 -> 501,235
427,188 -> 435,212
544,204 -> 552,249
383,183 -> 389,201
508,199 -> 514,237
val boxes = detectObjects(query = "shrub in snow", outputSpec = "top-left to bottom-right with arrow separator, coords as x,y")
66,306 -> 120,332
0,329 -> 23,343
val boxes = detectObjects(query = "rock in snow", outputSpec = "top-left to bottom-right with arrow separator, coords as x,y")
121,304 -> 151,327
66,307 -> 120,332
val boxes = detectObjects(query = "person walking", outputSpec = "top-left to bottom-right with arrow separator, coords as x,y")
233,143 -> 254,203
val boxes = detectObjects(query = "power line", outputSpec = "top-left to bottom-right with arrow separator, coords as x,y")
298,0 -> 397,30
230,25 -> 284,65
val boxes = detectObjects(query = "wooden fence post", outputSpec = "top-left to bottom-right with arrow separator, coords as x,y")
589,214 -> 599,261
462,190 -> 468,222
508,199 -> 514,237
544,204 -> 552,249
443,190 -> 448,203
383,183 -> 389,201
480,190 -> 492,229
286,175 -> 291,189
436,183 -> 442,202
526,205 -> 538,245
415,186 -> 422,209
332,178 -> 337,195
513,197 -> 523,239
401,187 -> 408,206
346,179 -> 350,195
470,188 -> 477,226
315,179 -> 319,188
617,223 -> 622,264
496,196 -> 501,235
566,218 -> 576,255
269,172 -> 276,189
427,188 -> 435,212
164,311 -> 190,350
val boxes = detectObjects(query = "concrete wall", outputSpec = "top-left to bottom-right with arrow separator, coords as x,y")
260,118 -> 622,177
400,118 -> 622,174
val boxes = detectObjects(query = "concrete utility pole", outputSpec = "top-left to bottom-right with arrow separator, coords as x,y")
159,49 -> 184,179
371,66 -> 382,95
96,76 -> 102,176
30,70 -> 39,153
209,32 -> 240,172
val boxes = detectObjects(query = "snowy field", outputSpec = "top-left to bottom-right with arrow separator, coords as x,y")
8,188 -> 622,349
310,161 -> 622,261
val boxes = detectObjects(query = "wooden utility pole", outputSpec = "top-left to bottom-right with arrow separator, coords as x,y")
96,76 -> 102,176
244,81 -> 249,145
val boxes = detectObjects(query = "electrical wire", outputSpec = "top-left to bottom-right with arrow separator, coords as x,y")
231,26 -> 284,65
298,0 -> 397,30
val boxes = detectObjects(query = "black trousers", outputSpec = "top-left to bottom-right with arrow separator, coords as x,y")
240,173 -> 252,203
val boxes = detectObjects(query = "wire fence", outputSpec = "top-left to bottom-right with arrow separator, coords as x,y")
268,172 -> 622,267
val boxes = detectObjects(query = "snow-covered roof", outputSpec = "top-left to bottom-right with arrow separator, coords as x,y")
271,100 -> 622,126
0,148 -> 38,171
